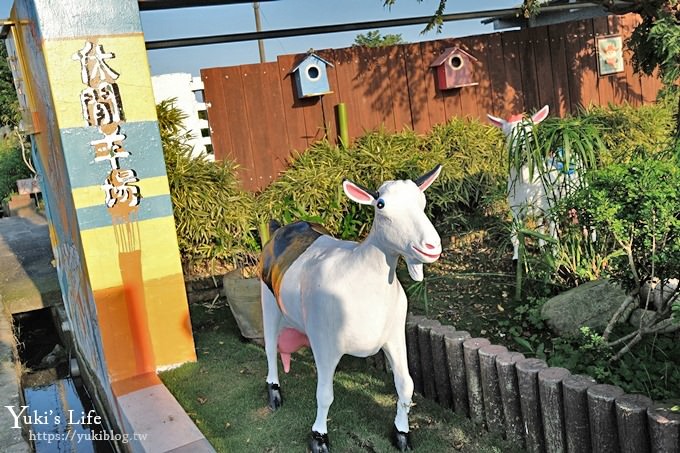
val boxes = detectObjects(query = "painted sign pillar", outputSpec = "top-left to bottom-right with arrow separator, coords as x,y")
4,0 -> 197,439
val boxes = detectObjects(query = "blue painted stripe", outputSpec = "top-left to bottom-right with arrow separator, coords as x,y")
60,121 -> 167,189
76,194 -> 174,230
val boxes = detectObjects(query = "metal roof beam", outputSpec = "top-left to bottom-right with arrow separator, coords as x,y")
145,2 -> 603,50
138,0 -> 277,11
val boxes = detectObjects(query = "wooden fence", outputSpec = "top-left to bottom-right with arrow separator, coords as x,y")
201,13 -> 663,191
367,314 -> 680,453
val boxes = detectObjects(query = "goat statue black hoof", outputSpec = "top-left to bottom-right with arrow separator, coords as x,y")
392,425 -> 412,451
267,383 -> 282,410
309,431 -> 330,453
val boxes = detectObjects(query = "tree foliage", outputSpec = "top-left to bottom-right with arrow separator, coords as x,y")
353,30 -> 406,47
0,45 -> 21,127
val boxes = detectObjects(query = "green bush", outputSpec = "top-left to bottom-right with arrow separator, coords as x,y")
567,159 -> 680,292
0,134 -> 32,202
158,100 -> 258,272
258,118 -> 507,240
579,103 -> 674,165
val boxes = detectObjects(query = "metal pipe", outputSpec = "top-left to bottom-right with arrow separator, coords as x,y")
336,103 -> 349,148
253,2 -> 266,63
145,2 -> 603,50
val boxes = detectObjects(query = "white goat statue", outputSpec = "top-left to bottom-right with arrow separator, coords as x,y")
487,105 -> 581,260
258,165 -> 443,452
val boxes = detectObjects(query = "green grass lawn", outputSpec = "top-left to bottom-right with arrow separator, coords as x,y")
160,300 -> 524,452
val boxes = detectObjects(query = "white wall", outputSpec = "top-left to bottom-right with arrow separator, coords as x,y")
151,72 -> 213,161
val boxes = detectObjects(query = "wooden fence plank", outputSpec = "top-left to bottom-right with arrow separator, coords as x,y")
222,65 -> 257,190
547,21 -> 572,117
263,61 -> 293,184
456,37 -> 483,121
403,42 -> 431,133
388,45 -> 414,132
619,15 -> 643,106
578,19 -> 600,109
517,28 -> 540,112
315,49 -> 341,145
532,26 -> 557,113
647,402 -> 680,453
608,15 -> 629,104
200,68 -> 231,162
276,54 -> 310,154
241,63 -> 275,190
420,40 -> 447,127
485,32 -> 507,118
501,29 -> 525,115
333,47 -> 363,142
592,16 -> 616,106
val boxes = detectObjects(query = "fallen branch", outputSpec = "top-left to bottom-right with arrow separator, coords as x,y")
602,291 -> 637,341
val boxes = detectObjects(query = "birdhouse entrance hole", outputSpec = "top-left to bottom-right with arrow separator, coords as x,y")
449,55 -> 463,70
306,64 -> 321,81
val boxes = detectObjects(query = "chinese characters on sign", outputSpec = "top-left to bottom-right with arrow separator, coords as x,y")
73,42 -> 141,209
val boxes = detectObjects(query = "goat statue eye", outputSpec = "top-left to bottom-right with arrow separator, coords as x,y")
376,198 -> 385,209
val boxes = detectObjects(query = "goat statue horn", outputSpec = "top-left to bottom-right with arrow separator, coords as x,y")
414,164 -> 443,188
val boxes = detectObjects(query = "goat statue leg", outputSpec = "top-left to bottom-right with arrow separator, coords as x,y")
309,352 -> 340,453
383,337 -> 414,451
261,283 -> 283,410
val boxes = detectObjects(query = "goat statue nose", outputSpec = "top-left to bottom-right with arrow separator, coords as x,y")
425,243 -> 436,250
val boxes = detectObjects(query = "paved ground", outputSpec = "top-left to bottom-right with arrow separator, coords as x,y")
0,212 -> 60,315
0,211 -> 59,452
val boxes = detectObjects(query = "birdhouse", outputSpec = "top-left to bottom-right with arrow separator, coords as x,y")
290,53 -> 334,99
429,47 -> 478,90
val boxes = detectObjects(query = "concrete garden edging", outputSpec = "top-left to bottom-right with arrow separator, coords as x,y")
375,314 -> 680,453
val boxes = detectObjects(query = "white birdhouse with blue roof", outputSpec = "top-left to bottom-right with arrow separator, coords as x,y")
290,52 -> 334,99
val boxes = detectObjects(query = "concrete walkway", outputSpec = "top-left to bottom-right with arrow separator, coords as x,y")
0,212 -> 61,315
0,211 -> 56,452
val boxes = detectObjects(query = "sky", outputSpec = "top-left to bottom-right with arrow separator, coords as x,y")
0,0 -> 519,76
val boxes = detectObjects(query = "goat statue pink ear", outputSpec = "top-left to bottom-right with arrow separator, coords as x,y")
343,179 -> 378,205
414,164 -> 442,192
531,105 -> 550,124
487,113 -> 505,128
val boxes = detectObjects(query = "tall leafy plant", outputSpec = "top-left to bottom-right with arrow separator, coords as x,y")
158,99 -> 259,272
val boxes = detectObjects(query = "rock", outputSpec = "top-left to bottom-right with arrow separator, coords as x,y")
541,280 -> 629,337
628,309 -> 678,333
639,278 -> 678,311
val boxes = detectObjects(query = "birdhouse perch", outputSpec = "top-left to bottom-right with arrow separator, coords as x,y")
430,47 -> 479,90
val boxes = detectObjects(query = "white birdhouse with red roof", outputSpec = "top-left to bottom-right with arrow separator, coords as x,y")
430,47 -> 478,90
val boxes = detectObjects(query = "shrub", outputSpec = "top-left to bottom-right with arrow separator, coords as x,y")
258,118 -> 507,240
561,158 -> 680,359
158,99 -> 258,272
579,103 -> 674,165
0,134 -> 32,202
